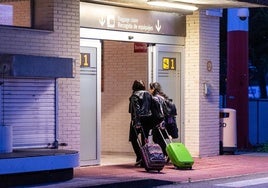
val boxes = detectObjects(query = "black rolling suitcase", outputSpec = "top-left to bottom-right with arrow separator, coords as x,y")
135,127 -> 165,172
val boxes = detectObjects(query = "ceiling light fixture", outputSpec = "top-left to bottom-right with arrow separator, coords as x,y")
147,0 -> 198,11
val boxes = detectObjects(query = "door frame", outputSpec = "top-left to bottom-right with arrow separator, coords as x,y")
148,44 -> 185,143
80,39 -> 102,165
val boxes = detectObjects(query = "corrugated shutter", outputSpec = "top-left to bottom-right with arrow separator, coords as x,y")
0,78 -> 56,148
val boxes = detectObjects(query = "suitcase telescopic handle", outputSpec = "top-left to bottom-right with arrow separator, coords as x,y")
158,127 -> 173,146
132,121 -> 147,147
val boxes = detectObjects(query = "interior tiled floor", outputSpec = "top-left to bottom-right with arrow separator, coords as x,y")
101,152 -> 136,166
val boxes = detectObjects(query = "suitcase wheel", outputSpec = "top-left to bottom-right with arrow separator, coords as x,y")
145,168 -> 162,173
174,165 -> 192,170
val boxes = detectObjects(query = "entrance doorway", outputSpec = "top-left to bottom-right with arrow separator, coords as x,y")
149,44 -> 184,142
79,40 -> 184,166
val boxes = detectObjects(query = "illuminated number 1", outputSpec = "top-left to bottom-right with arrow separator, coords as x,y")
80,53 -> 90,67
170,58 -> 176,70
83,54 -> 89,67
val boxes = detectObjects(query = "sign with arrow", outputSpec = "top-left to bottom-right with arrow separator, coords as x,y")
80,2 -> 186,36
155,20 -> 161,32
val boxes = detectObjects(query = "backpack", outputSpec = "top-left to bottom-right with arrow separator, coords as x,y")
162,99 -> 172,117
151,95 -> 165,125
164,99 -> 178,138
164,99 -> 177,117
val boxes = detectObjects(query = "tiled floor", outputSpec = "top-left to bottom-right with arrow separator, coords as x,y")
101,152 -> 136,166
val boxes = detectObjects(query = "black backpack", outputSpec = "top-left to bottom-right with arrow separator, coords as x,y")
164,99 -> 178,138
151,95 -> 165,125
164,99 -> 177,117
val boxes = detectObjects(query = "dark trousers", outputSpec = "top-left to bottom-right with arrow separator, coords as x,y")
152,128 -> 168,157
129,126 -> 144,162
129,118 -> 152,162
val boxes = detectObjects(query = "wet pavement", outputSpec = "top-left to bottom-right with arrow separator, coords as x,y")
27,152 -> 268,187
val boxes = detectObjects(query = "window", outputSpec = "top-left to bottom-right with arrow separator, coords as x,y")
0,0 -> 53,30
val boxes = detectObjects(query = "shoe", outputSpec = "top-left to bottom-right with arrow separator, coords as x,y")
135,159 -> 142,166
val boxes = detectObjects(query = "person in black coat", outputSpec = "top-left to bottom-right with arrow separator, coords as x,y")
129,80 -> 153,166
149,82 -> 178,159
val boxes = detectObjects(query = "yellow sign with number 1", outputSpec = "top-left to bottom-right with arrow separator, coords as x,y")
162,57 -> 176,70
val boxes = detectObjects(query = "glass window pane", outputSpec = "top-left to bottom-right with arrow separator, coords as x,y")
0,0 -> 31,27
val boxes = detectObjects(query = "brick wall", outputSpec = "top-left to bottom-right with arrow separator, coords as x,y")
185,11 -> 200,157
0,0 -> 80,151
199,10 -> 220,157
185,10 -> 220,157
0,1 -> 221,158
101,41 -> 148,154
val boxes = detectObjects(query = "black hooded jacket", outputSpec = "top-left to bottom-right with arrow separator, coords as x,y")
129,90 -> 152,126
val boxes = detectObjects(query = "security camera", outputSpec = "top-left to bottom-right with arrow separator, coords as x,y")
237,8 -> 249,21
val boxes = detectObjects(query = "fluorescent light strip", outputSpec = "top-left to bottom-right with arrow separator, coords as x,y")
147,0 -> 198,11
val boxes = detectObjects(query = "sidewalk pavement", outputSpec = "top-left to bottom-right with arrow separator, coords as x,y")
31,152 -> 268,187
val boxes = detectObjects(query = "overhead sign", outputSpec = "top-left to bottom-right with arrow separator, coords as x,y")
80,2 -> 186,36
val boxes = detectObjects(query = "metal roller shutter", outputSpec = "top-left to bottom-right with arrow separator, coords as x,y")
0,78 -> 56,148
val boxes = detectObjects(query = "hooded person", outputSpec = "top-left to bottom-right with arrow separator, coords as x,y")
129,80 -> 153,166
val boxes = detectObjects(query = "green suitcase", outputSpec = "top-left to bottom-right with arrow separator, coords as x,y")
166,142 -> 194,169
158,128 -> 194,169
